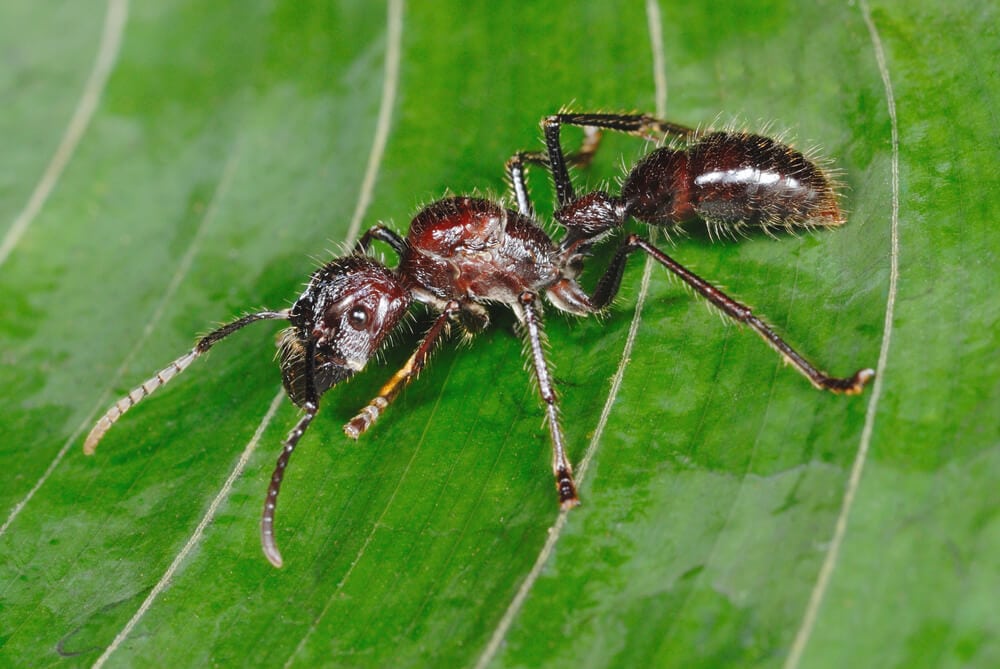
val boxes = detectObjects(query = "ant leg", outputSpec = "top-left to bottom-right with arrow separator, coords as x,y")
596,234 -> 875,394
261,338 -> 323,568
505,152 -> 537,217
546,112 -> 695,143
343,300 -> 461,439
84,309 -> 291,454
353,225 -> 407,256
505,127 -> 603,218
517,291 -> 579,509
542,113 -> 696,207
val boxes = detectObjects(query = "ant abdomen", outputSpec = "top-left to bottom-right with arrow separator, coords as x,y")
621,131 -> 843,231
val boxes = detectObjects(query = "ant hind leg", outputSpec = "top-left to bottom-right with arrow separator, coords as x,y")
589,234 -> 875,394
545,113 -> 695,144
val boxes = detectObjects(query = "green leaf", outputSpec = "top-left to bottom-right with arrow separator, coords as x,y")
1,0 -> 997,667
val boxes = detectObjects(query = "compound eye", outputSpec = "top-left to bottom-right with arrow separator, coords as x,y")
347,306 -> 369,330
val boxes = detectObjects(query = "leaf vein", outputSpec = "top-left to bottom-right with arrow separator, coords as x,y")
90,390 -> 285,669
784,2 -> 901,665
0,150 -> 240,540
0,0 -> 129,268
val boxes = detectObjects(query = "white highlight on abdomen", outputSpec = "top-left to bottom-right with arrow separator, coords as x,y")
694,167 -> 801,189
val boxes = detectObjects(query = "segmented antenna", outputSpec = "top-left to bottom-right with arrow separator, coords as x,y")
84,350 -> 199,454
260,402 -> 317,568
83,309 -> 290,455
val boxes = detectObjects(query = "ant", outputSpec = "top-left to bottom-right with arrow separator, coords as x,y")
84,112 -> 874,567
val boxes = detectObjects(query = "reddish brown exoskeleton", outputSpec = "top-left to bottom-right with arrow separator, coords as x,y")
85,112 -> 873,567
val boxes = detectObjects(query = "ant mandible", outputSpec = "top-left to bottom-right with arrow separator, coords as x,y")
84,112 -> 874,567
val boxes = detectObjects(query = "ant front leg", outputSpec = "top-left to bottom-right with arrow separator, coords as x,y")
343,300 -> 461,439
517,292 -> 579,509
353,224 -> 407,257
542,113 -> 696,207
505,151 -> 539,217
592,234 -> 875,394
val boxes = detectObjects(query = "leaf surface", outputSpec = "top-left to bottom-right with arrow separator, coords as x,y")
0,1 -> 996,667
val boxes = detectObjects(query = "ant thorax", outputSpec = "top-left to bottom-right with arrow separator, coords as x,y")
398,197 -> 563,306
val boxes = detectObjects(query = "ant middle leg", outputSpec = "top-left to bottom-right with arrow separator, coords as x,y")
591,234 -> 875,394
505,125 -> 602,217
542,113 -> 696,207
505,151 -> 539,217
343,300 -> 461,439
517,291 -> 579,509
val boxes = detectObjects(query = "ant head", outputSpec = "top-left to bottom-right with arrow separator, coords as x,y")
280,255 -> 410,405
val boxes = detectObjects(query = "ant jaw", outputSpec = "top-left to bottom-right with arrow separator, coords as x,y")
279,346 -> 358,408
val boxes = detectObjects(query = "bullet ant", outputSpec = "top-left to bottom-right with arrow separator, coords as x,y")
85,112 -> 874,567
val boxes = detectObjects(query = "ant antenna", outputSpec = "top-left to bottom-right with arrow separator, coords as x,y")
83,310 -> 290,455
260,403 -> 316,568
260,338 -> 320,568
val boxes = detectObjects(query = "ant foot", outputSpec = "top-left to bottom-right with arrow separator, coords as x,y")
822,368 -> 875,395
844,368 -> 876,395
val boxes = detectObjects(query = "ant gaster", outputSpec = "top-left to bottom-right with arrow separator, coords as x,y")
85,112 -> 874,567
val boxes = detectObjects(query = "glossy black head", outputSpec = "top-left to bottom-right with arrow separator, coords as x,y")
279,255 -> 410,406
